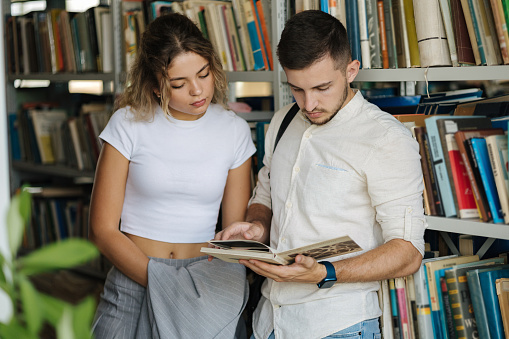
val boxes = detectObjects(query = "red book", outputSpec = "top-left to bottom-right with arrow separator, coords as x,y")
445,134 -> 478,218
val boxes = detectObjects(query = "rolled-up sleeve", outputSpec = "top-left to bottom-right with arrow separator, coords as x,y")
365,127 -> 428,256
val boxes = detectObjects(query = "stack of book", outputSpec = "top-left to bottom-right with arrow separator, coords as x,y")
386,253 -> 509,339
120,0 -> 273,72
394,91 -> 509,225
299,0 -> 509,69
5,5 -> 113,74
10,101 -> 111,171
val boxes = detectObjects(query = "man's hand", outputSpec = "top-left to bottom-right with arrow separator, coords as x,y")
215,220 -> 266,242
240,254 -> 328,284
208,221 -> 267,261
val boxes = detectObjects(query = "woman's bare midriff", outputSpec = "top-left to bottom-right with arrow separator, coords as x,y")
126,233 -> 208,259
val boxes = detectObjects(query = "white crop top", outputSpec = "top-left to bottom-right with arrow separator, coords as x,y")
99,103 -> 256,243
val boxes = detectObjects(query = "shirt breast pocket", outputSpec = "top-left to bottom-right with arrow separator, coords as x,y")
303,163 -> 353,210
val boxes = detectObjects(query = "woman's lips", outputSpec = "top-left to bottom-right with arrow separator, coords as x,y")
192,99 -> 206,107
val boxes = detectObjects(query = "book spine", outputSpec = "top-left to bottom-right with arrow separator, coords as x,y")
402,0 -> 420,67
395,277 -> 412,339
450,0 -> 476,65
377,0 -> 390,69
445,134 -> 479,219
346,0 -> 362,67
489,0 -> 509,64
470,138 -> 504,223
459,0 -> 482,64
243,0 -> 266,70
250,0 -> 269,70
383,0 -> 398,68
444,269 -> 477,339
425,117 -> 457,218
466,0 -> 488,65
479,270 -> 509,339
389,278 -> 402,339
485,136 -> 509,223
366,0 -> 382,68
357,0 -> 371,69
438,0 -> 460,67
255,0 -> 273,70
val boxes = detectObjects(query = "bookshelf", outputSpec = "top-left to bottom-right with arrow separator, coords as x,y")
3,0 -> 509,273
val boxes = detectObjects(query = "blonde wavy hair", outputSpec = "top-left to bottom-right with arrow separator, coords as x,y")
115,13 -> 228,121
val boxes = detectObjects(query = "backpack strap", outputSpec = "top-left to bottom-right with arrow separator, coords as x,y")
273,103 -> 300,153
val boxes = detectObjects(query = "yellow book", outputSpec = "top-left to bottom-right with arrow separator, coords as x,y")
402,0 -> 420,67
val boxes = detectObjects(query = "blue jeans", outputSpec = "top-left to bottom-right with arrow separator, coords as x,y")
251,318 -> 381,339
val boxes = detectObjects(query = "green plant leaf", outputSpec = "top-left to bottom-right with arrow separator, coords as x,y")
0,318 -> 39,339
18,239 -> 99,276
56,305 -> 75,339
18,187 -> 32,224
19,276 -> 43,334
73,296 -> 96,339
6,194 -> 24,256
38,293 -> 66,326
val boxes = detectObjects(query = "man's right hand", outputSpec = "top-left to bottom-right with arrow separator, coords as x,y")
214,220 -> 266,242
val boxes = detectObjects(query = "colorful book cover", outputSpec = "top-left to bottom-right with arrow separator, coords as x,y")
479,268 -> 509,339
470,137 -> 504,223
243,0 -> 266,70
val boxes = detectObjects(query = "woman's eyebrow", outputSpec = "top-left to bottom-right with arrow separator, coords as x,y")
169,64 -> 210,81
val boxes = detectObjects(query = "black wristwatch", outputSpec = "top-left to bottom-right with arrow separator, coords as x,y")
317,261 -> 337,289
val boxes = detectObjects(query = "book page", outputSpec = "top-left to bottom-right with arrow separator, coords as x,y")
277,235 -> 362,262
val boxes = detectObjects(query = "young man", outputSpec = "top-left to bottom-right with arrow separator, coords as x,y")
216,10 -> 426,339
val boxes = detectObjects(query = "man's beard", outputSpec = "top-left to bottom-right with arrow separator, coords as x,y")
302,84 -> 349,125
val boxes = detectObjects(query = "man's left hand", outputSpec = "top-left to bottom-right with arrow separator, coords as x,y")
239,254 -> 328,284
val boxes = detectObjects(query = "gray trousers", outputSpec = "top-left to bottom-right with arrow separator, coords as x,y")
92,256 -> 249,339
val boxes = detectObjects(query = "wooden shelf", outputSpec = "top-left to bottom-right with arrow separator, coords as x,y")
426,215 -> 509,240
7,73 -> 115,82
12,161 -> 94,183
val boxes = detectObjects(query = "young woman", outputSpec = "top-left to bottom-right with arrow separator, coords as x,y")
89,13 -> 255,338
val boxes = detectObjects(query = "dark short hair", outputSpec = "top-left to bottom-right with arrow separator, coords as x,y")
116,13 -> 227,120
277,10 -> 351,71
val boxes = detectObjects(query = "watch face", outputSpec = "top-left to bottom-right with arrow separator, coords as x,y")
318,279 -> 336,289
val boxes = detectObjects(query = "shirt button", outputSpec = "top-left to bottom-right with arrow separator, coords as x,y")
294,166 -> 300,173
281,238 -> 286,242
304,133 -> 311,139
286,202 -> 292,208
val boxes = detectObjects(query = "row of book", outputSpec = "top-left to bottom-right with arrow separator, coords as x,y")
388,90 -> 509,224
307,0 -> 509,68
5,5 -> 114,74
9,102 -> 111,171
123,0 -> 273,72
21,185 -> 111,274
384,253 -> 509,339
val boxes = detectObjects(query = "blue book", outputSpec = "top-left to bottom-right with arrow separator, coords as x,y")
470,138 -> 504,223
243,1 -> 265,70
320,0 -> 329,13
424,116 -> 482,218
345,0 -> 362,68
424,264 -> 443,339
479,268 -> 509,339
8,112 -> 21,161
255,121 -> 269,172
388,279 -> 402,339
466,0 -> 487,65
467,265 -> 509,339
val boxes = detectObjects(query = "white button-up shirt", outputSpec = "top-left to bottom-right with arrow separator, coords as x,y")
250,91 -> 427,339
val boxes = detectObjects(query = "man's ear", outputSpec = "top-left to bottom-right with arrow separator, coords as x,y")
345,60 -> 360,84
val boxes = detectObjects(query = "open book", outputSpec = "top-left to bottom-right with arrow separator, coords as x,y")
201,235 -> 362,265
